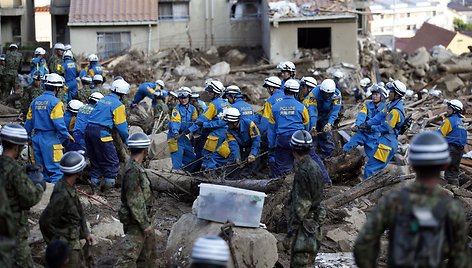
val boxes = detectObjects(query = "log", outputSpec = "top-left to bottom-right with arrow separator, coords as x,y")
324,148 -> 365,182
438,64 -> 472,74
322,170 -> 415,209
230,58 -> 312,74
146,169 -> 286,195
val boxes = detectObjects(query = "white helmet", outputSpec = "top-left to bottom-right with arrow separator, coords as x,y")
333,70 -> 344,79
67,100 -> 84,114
277,61 -> 296,72
224,85 -> 241,95
369,84 -> 388,99
9,44 -> 18,49
446,99 -> 463,113
93,74 -> 103,82
155,80 -> 165,89
205,80 -> 224,94
179,86 -> 192,94
64,44 -> 72,50
320,79 -> 336,94
223,107 -> 241,122
88,54 -> 99,62
89,92 -> 104,103
360,77 -> 371,88
44,73 -> 64,87
263,76 -> 282,88
283,79 -> 300,93
34,47 -> 46,55
63,50 -> 73,59
169,91 -> 178,98
386,80 -> 407,96
81,75 -> 93,84
301,76 -> 317,88
53,43 -> 65,50
111,79 -> 130,95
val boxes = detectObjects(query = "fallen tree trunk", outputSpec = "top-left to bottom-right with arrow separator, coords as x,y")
322,170 -> 415,209
325,149 -> 365,183
438,64 -> 472,74
146,169 -> 286,195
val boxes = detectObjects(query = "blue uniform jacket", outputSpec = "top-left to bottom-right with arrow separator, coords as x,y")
305,86 -> 342,128
25,91 -> 71,143
132,82 -> 157,106
268,95 -> 310,148
72,104 -> 95,145
367,99 -> 405,136
79,62 -> 103,78
168,104 -> 198,139
439,114 -> 467,146
189,97 -> 229,132
88,93 -> 128,143
356,101 -> 386,126
231,97 -> 254,121
62,58 -> 79,83
30,56 -> 49,77
227,118 -> 261,159
259,89 -> 284,134
63,110 -> 75,132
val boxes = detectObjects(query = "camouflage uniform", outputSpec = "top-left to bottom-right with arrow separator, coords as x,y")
77,86 -> 92,103
39,179 -> 91,268
288,155 -> 325,268
48,54 -> 64,76
0,63 -> 4,94
353,182 -> 469,268
0,155 -> 44,268
2,50 -> 22,99
0,175 -> 15,268
153,99 -> 169,132
116,159 -> 157,268
21,83 -> 44,119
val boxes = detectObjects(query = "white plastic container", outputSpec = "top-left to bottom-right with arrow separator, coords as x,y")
197,183 -> 266,228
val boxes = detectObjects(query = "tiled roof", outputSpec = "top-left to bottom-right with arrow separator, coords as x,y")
402,23 -> 456,54
68,0 -> 158,25
35,6 -> 50,12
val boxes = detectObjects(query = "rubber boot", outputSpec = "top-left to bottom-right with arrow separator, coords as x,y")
91,177 -> 101,191
104,178 -> 115,191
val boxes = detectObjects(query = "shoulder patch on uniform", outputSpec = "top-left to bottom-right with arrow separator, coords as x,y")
173,111 -> 178,117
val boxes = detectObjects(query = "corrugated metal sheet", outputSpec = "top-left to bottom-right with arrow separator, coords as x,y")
69,0 -> 158,25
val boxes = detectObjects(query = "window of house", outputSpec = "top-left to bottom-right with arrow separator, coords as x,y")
407,13 -> 410,17
159,2 -> 190,20
407,25 -> 411,30
97,32 -> 131,59
230,0 -> 260,19
297,27 -> 331,50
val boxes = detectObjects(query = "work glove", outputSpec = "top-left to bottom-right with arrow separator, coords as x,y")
323,123 -> 332,133
26,164 -> 46,191
310,126 -> 317,136
247,154 -> 256,163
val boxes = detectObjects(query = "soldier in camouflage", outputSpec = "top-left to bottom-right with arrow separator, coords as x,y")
21,72 -> 44,119
354,131 -> 469,268
116,132 -> 157,267
77,75 -> 93,102
190,93 -> 205,116
286,130 -> 325,268
0,124 -> 45,268
153,90 -> 169,132
2,44 -> 22,101
48,43 -> 65,76
39,151 -> 95,268
0,179 -> 15,268
0,54 -> 5,94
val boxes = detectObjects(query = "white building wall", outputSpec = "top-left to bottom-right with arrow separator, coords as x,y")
35,11 -> 52,44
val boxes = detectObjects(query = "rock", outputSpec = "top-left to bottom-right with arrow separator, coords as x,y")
314,59 -> 330,69
91,217 -> 124,238
431,45 -> 455,64
326,226 -> 357,251
414,67 -> 426,78
205,46 -> 218,56
165,213 -> 278,268
315,252 -> 356,267
31,183 -> 54,214
441,75 -> 465,93
148,132 -> 170,160
407,47 -> 431,68
149,158 -> 173,170
208,61 -> 231,77
342,207 -> 366,231
190,86 -> 204,93
224,49 -> 247,66
174,65 -> 204,79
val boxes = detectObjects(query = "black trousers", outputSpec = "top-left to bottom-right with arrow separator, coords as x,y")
445,144 -> 464,184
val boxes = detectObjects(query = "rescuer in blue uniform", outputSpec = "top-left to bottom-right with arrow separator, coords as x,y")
267,79 -> 331,185
167,89 -> 198,171
79,54 -> 103,79
298,76 -> 317,103
277,61 -> 296,90
63,99 -> 84,134
189,80 -> 229,170
224,107 -> 261,164
438,99 -> 467,185
343,84 -> 388,156
223,85 -> 254,121
71,92 -> 104,153
258,76 -> 283,135
30,47 -> 48,78
85,79 -> 130,190
62,50 -> 79,102
363,80 -> 406,179
305,79 -> 342,159
25,73 -> 73,183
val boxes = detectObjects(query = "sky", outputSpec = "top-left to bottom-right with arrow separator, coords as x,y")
35,0 -> 51,7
